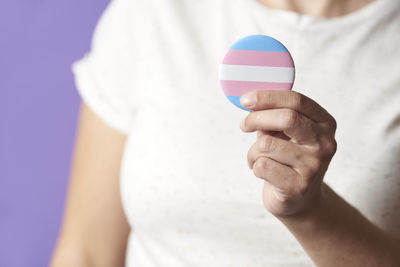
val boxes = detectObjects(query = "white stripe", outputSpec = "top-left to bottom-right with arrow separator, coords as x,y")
219,64 -> 295,83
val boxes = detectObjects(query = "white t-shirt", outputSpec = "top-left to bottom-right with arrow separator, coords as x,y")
72,0 -> 400,266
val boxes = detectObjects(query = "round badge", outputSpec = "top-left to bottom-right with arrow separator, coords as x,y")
219,35 -> 295,111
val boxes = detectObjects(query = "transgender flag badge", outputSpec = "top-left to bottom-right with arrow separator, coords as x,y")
219,35 -> 295,111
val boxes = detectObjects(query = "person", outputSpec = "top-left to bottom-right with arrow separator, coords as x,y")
50,0 -> 400,266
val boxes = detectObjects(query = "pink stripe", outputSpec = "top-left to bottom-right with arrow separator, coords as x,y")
220,80 -> 293,96
222,50 -> 294,67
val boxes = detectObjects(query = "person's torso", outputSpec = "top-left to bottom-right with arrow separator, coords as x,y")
118,0 -> 400,266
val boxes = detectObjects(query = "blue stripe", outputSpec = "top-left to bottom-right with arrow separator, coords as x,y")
230,35 -> 288,52
226,95 -> 253,111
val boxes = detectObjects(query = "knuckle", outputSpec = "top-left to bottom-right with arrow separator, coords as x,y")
317,136 -> 337,158
263,91 -> 274,105
282,109 -> 298,129
291,92 -> 304,109
247,143 -> 258,169
253,157 -> 268,176
258,134 -> 275,152
324,139 -> 337,156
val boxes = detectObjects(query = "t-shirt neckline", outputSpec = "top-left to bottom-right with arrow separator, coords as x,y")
238,0 -> 398,29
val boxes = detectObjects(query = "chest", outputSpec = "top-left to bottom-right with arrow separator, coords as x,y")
120,18 -> 400,236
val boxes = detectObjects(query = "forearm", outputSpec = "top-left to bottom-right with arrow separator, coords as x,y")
278,183 -> 400,267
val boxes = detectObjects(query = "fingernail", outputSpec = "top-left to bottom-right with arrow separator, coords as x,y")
240,92 -> 257,108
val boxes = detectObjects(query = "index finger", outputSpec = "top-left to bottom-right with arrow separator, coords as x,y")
240,90 -> 336,125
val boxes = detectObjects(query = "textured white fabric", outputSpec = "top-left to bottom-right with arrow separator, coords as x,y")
72,0 -> 400,266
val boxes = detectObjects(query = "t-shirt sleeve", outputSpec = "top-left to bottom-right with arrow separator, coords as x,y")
71,0 -> 138,134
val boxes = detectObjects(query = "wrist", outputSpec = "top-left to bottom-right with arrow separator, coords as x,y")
276,182 -> 332,231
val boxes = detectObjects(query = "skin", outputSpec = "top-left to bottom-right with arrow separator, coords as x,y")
50,103 -> 129,267
257,0 -> 375,18
240,90 -> 400,266
52,1 -> 399,266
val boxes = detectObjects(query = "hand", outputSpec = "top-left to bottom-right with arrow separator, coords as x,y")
240,90 -> 337,218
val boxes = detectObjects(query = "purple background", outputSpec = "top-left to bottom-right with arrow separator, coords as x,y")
0,0 -> 109,266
